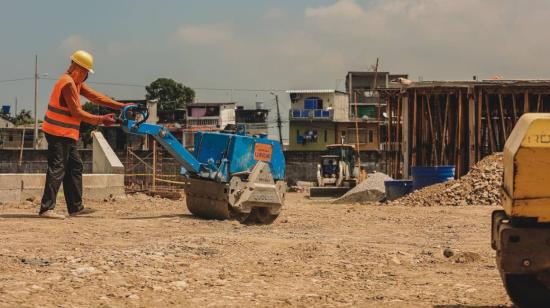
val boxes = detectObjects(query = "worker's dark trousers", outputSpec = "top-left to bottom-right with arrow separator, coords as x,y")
39,133 -> 83,214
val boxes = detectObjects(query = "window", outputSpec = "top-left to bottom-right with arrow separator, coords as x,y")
347,129 -> 367,144
368,130 -> 374,143
304,97 -> 323,110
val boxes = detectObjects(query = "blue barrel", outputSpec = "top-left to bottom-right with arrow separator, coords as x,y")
384,180 -> 413,201
411,166 -> 455,190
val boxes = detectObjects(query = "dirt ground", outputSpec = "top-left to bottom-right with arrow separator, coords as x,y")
0,193 -> 511,307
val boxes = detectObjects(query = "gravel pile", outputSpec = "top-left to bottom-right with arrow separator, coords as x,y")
334,172 -> 391,203
389,153 -> 503,206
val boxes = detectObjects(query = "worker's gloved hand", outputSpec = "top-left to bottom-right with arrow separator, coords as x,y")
120,102 -> 136,110
100,113 -> 116,126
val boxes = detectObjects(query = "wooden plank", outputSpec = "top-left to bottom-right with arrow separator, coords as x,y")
440,94 -> 450,165
455,91 -> 463,177
402,94 -> 410,178
511,93 -> 517,124
411,91 -> 418,167
395,96 -> 402,179
524,90 -> 530,114
420,94 -> 425,165
498,94 -> 507,142
426,95 -> 438,165
468,89 -> 476,168
476,89 -> 483,161
485,94 -> 496,153
386,97 -> 391,175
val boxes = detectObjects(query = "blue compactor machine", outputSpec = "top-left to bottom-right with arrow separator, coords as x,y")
119,105 -> 286,224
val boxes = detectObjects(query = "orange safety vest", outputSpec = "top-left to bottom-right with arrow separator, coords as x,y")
42,74 -> 82,140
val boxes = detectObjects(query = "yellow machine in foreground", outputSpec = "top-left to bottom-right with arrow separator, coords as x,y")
492,114 -> 550,307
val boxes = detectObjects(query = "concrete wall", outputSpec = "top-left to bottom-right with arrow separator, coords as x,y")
0,128 -> 47,149
333,93 -> 349,121
0,149 -> 93,173
220,108 -> 236,128
0,117 -> 15,128
335,122 -> 380,152
284,151 -> 323,185
92,132 -> 124,174
288,122 -> 337,151
0,174 -> 125,204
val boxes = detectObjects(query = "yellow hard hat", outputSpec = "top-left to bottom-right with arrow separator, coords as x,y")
70,50 -> 94,74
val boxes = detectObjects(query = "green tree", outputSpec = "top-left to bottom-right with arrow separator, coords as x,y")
12,109 -> 34,126
80,102 -> 111,148
145,78 -> 195,111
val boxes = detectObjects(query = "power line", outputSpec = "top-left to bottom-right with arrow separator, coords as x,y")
0,77 -> 34,84
1,76 -> 289,92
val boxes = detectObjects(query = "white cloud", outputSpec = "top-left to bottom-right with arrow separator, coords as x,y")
305,0 -> 365,19
263,8 -> 286,21
176,24 -> 233,45
301,0 -> 550,80
60,35 -> 92,54
167,0 -> 550,92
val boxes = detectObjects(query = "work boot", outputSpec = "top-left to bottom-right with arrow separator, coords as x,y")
69,208 -> 97,217
39,210 -> 65,220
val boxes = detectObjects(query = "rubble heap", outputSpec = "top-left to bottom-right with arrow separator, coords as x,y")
334,172 -> 391,203
389,153 -> 503,206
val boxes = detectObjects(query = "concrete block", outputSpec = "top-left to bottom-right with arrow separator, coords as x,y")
0,173 -> 125,204
0,174 -> 23,189
92,131 -> 124,174
20,174 -> 46,190
0,189 -> 21,204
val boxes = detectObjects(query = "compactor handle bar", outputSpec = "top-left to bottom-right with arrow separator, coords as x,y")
118,104 -> 149,127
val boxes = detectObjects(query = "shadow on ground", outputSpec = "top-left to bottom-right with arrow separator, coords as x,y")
120,213 -> 196,220
434,305 -> 513,308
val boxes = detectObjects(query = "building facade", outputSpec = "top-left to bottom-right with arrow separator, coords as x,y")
287,90 -> 349,151
184,102 -> 236,148
235,104 -> 269,136
343,71 -> 408,169
0,126 -> 47,149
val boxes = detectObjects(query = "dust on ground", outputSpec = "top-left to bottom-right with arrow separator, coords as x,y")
0,193 -> 511,307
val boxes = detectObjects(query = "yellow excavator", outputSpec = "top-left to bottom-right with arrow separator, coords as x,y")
492,113 -> 550,307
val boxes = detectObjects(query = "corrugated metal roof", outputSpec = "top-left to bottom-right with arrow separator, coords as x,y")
403,79 -> 550,89
286,89 -> 346,94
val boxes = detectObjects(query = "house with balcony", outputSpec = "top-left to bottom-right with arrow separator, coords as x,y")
184,102 -> 236,148
186,102 -> 236,130
235,103 -> 269,136
344,71 -> 408,155
287,89 -> 349,151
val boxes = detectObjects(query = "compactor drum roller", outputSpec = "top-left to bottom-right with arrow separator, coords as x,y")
120,105 -> 286,225
492,114 -> 550,307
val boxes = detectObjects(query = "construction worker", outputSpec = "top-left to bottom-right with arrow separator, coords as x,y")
38,50 -> 131,219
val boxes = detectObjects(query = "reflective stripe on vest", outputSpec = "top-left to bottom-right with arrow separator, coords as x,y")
42,74 -> 82,140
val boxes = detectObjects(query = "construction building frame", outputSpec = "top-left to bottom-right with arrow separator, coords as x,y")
380,80 -> 550,179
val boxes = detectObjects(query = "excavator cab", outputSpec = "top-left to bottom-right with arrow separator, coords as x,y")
310,144 -> 359,198
492,113 -> 550,306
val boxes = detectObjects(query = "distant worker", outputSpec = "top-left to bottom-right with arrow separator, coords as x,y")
38,50 -> 132,219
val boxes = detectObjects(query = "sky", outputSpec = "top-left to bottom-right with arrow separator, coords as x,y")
1,0 -> 550,139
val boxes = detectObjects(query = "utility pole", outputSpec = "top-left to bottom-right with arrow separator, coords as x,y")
14,97 -> 18,115
33,55 -> 38,149
271,92 -> 283,146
